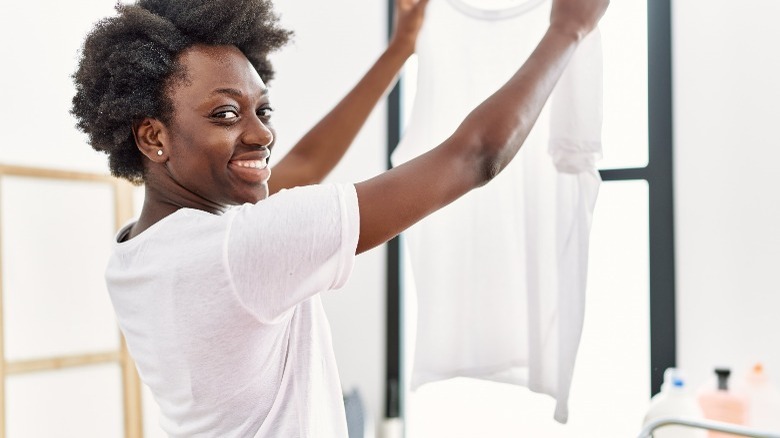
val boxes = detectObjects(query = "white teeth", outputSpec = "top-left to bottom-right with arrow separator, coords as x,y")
235,159 -> 268,169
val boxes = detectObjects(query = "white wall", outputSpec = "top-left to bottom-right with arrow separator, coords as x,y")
0,0 -> 117,172
673,0 -> 780,390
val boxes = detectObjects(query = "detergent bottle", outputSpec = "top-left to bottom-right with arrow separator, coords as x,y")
643,368 -> 706,438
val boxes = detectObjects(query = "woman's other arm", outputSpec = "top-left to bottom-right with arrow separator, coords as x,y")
268,0 -> 429,194
355,0 -> 609,254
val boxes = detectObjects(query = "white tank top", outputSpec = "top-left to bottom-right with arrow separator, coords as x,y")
392,0 -> 603,423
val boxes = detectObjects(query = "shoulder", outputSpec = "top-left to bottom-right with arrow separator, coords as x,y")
227,183 -> 359,254
232,183 -> 357,222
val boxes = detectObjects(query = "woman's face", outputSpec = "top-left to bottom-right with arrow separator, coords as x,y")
162,44 -> 275,207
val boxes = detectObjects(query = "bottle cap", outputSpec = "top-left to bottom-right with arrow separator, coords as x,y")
662,368 -> 686,390
747,362 -> 769,386
715,367 -> 731,391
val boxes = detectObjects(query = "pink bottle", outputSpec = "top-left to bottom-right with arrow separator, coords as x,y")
698,368 -> 748,438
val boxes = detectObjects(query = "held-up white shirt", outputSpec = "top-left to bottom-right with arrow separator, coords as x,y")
392,0 -> 602,423
106,183 -> 360,438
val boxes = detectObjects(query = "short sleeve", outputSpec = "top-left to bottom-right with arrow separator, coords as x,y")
226,183 -> 360,323
548,28 -> 604,174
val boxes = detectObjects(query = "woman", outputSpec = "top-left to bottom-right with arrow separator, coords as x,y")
71,0 -> 608,436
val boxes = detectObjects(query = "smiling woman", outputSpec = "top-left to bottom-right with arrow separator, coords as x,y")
70,0 -> 608,436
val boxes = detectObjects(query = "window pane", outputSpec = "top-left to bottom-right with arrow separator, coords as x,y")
599,0 -> 649,169
404,181 -> 650,437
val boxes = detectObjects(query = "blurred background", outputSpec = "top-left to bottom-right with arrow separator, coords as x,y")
0,0 -> 778,436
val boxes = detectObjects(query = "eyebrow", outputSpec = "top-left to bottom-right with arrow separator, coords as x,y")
210,87 -> 269,99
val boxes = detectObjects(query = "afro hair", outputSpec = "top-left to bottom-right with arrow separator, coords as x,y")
71,0 -> 292,184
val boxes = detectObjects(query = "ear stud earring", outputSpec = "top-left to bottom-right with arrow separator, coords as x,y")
157,150 -> 163,156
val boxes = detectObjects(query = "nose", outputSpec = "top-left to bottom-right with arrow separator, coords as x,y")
242,114 -> 274,148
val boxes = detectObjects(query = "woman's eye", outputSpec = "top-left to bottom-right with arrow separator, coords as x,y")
258,107 -> 274,118
213,110 -> 239,120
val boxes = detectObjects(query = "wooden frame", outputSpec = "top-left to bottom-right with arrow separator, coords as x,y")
0,164 -> 142,438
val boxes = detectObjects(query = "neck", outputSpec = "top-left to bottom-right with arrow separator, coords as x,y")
128,176 -> 227,240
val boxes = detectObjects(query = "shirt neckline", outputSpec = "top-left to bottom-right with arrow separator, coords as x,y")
446,0 -> 547,20
114,207 -> 210,247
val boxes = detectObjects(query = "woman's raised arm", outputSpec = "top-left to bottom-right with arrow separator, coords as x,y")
269,0 -> 429,194
354,0 -> 609,254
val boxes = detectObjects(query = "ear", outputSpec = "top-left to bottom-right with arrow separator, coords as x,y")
133,118 -> 168,162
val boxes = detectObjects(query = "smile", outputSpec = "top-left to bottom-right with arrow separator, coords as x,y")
231,159 -> 268,169
229,158 -> 271,184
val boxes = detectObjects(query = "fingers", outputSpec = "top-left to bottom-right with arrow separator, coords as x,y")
397,0 -> 414,12
391,0 -> 430,52
397,0 -> 430,13
550,0 -> 609,38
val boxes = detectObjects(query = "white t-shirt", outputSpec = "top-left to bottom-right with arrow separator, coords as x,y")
392,0 -> 602,423
106,183 -> 360,438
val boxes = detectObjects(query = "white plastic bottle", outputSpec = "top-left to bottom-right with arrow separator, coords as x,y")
738,363 -> 780,432
643,368 -> 707,438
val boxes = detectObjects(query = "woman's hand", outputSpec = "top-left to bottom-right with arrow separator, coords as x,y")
550,0 -> 609,41
389,0 -> 430,57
